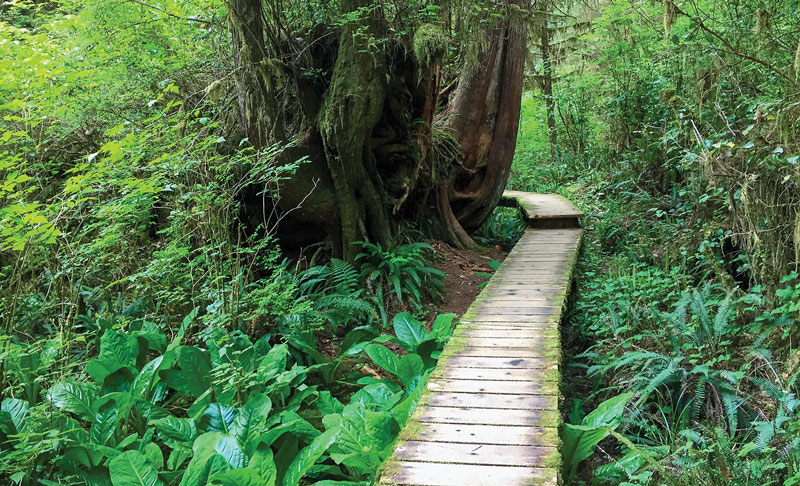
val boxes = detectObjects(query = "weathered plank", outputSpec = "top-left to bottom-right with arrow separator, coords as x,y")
418,406 -> 560,426
461,337 -> 553,347
382,462 -> 557,486
426,392 -> 557,410
394,441 -> 555,466
415,423 -> 558,446
456,347 -> 553,358
460,329 -> 556,339
427,379 -> 556,395
461,315 -> 557,323
440,367 -> 556,382
469,306 -> 561,314
444,357 -> 554,369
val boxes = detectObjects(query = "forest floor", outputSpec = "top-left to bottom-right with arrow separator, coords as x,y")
426,240 -> 506,320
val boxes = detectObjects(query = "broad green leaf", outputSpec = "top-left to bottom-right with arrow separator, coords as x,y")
234,392 -> 272,454
351,382 -> 402,411
364,343 -> 398,376
311,482 -> 368,486
181,433 -> 246,486
90,407 -> 118,445
322,403 -> 398,474
395,354 -> 425,388
414,339 -> 439,369
210,469 -> 262,486
431,313 -> 457,340
161,346 -> 212,398
167,449 -> 191,471
153,416 -> 197,450
392,313 -> 428,351
132,355 -> 165,399
143,442 -> 164,469
316,392 -> 345,416
257,344 -> 289,382
205,403 -> 238,434
47,382 -> 97,421
0,398 -> 28,434
87,329 -> 139,385
562,392 -> 633,484
392,374 -> 427,427
248,445 -> 277,486
282,427 -> 339,486
109,450 -> 163,486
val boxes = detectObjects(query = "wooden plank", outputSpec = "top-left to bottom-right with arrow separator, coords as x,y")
456,347 -> 552,358
461,337 -> 552,347
443,357 -> 553,369
426,392 -> 556,410
461,315 -> 558,323
485,285 -> 565,291
418,406 -> 560,426
473,296 -> 561,304
383,462 -> 557,486
482,287 -> 565,294
462,324 -> 555,331
427,379 -> 556,395
441,367 -> 555,382
416,423 -> 558,446
470,306 -> 561,314
394,441 -> 555,467
461,329 -> 555,339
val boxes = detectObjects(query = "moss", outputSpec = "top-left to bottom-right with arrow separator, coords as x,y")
413,24 -> 448,69
538,409 -> 562,428
377,456 -> 402,483
541,447 -> 562,469
526,469 -> 559,486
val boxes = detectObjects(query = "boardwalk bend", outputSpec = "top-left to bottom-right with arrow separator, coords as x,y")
379,192 -> 583,486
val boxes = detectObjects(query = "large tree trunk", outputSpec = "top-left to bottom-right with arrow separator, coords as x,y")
228,0 -> 530,259
540,15 -> 558,160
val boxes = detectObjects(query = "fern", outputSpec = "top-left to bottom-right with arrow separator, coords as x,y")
297,258 -> 377,331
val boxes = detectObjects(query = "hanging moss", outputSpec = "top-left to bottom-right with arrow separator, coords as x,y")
794,37 -> 800,80
663,0 -> 677,36
754,9 -> 770,36
413,24 -> 448,69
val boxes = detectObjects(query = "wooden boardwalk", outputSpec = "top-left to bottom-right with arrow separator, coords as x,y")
380,192 -> 583,486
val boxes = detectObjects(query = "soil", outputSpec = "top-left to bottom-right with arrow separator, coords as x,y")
423,239 -> 507,321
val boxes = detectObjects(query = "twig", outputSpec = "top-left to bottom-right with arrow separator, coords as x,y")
672,2 -> 800,90
127,0 -> 222,28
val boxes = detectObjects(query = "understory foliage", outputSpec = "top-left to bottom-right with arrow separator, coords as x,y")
0,2 -> 457,485
512,0 -> 800,484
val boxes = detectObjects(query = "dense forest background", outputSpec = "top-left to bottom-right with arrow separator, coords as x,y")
1,0 -> 800,485
514,0 -> 800,484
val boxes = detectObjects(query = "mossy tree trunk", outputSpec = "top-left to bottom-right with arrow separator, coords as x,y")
228,0 -> 530,259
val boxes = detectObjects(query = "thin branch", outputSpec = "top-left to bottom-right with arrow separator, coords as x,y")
127,0 -> 222,28
673,2 -> 800,90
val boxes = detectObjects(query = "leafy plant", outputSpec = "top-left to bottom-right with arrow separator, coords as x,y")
562,392 -> 633,485
298,258 -> 379,332
355,241 -> 445,311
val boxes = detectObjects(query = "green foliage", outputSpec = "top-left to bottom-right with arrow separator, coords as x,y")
298,258 -> 380,332
563,393 -> 634,484
355,241 -> 445,312
473,207 -> 525,250
0,306 -> 458,485
512,0 -> 800,483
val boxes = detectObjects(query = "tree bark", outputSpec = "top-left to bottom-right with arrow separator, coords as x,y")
540,14 -> 558,160
228,0 -> 530,259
